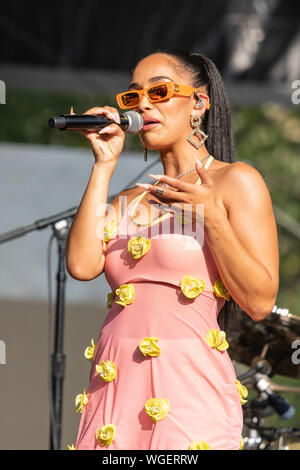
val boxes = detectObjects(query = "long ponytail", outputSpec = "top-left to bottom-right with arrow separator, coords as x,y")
198,54 -> 237,164
160,49 -> 242,331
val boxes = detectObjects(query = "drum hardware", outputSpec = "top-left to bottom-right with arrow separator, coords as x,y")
273,428 -> 300,450
227,304 -> 300,379
239,367 -> 298,449
268,383 -> 300,394
233,304 -> 300,450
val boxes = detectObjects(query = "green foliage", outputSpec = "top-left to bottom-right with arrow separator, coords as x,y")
232,105 -> 300,316
0,89 -> 141,152
1,88 -> 300,434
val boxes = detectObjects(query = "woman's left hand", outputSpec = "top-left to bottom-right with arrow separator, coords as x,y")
136,161 -> 226,223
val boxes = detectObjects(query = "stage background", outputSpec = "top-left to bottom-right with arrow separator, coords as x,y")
0,0 -> 299,449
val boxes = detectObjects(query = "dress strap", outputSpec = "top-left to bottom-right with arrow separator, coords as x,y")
195,155 -> 214,185
126,155 -> 214,226
129,181 -> 171,227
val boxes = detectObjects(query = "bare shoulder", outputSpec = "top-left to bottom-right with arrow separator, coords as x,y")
216,160 -> 263,182
218,160 -> 279,300
220,161 -> 272,214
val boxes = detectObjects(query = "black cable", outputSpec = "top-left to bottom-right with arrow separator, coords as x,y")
109,156 -> 161,200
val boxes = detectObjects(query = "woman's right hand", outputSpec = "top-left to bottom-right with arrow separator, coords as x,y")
75,106 -> 126,169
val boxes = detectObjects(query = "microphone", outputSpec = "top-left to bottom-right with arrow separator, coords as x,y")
48,110 -> 143,134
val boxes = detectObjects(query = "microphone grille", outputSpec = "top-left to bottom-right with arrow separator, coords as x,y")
124,111 -> 143,134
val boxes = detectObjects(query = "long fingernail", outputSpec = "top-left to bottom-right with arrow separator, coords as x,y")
148,174 -> 162,180
99,125 -> 113,134
136,183 -> 150,189
195,157 -> 202,167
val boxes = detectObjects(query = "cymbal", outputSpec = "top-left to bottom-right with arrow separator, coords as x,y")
226,307 -> 300,379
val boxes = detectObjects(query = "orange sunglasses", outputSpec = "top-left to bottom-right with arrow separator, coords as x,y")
116,82 -> 210,109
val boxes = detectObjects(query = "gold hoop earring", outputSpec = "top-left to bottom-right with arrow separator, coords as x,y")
187,115 -> 208,149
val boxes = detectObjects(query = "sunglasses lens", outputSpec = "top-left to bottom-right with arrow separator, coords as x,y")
118,83 -> 170,108
121,92 -> 140,108
148,84 -> 169,101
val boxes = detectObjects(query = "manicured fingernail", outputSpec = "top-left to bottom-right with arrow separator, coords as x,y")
99,125 -> 113,134
136,183 -> 151,189
148,174 -> 162,180
195,157 -> 202,167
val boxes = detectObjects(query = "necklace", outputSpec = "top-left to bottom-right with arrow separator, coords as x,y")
129,154 -> 214,227
161,155 -> 212,188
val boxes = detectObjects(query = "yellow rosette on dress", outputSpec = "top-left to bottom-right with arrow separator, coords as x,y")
115,283 -> 135,307
206,329 -> 229,352
67,444 -> 76,450
235,379 -> 248,405
128,236 -> 151,259
104,218 -> 117,242
213,279 -> 230,301
84,338 -> 96,362
75,388 -> 88,413
145,398 -> 170,422
95,424 -> 116,447
139,337 -> 160,357
189,441 -> 211,450
96,360 -> 117,382
180,275 -> 205,299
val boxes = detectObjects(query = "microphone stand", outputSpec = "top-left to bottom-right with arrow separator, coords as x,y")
0,158 -> 161,448
0,207 -> 77,450
49,217 -> 72,450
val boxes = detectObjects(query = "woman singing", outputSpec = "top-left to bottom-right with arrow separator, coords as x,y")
66,50 -> 279,450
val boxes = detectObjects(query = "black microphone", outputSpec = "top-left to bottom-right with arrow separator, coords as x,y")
48,110 -> 143,134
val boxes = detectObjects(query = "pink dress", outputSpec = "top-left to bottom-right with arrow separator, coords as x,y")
75,156 -> 243,450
